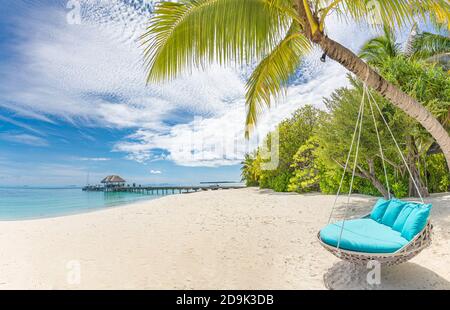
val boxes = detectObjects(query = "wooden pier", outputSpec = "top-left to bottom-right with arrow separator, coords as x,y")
82,184 -> 245,195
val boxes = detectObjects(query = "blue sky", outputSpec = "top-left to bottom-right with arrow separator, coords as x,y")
0,0 -> 434,186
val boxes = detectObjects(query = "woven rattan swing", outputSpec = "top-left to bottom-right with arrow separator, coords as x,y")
317,84 -> 432,266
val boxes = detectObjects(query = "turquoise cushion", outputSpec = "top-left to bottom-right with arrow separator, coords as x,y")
401,204 -> 432,241
381,199 -> 405,227
370,198 -> 390,222
320,218 -> 408,253
392,203 -> 415,232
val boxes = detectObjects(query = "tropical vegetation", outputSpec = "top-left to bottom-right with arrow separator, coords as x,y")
141,1 -> 449,198
241,48 -> 450,197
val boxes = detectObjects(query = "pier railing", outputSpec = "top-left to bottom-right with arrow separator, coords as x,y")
82,184 -> 245,194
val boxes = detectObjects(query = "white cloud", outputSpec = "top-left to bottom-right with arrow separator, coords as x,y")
78,157 -> 111,161
110,13 -> 382,167
113,61 -> 348,167
0,159 -> 104,186
1,1 -> 243,129
0,133 -> 49,147
150,170 -> 162,174
1,2 -> 391,167
0,115 -> 47,136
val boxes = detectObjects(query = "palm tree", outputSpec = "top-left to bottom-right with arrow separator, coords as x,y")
241,154 -> 254,181
241,153 -> 259,185
142,0 -> 450,170
359,26 -> 449,196
359,26 -> 401,65
411,32 -> 450,70
359,25 -> 450,129
361,24 -> 450,66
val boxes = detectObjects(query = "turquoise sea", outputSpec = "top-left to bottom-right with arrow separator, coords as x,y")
0,187 -> 164,221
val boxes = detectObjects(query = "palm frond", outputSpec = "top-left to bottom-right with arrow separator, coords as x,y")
142,0 -> 296,83
317,0 -> 344,31
245,23 -> 311,137
359,26 -> 400,64
412,32 -> 450,60
321,0 -> 450,30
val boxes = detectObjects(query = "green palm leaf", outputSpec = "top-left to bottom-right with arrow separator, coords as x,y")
245,23 -> 311,137
142,0 -> 296,83
322,0 -> 450,30
359,26 -> 400,65
412,32 -> 450,60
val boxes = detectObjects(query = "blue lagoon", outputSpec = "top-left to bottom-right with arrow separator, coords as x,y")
0,187 -> 163,221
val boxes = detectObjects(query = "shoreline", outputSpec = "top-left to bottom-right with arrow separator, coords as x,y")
0,188 -> 449,289
0,186 -> 243,222
2,189 -> 444,223
0,192 -> 166,223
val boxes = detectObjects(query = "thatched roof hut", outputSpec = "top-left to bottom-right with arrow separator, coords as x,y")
101,175 -> 126,184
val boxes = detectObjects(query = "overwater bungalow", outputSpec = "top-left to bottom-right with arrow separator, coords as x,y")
101,175 -> 126,191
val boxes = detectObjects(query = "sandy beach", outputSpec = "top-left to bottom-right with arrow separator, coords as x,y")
0,188 -> 449,290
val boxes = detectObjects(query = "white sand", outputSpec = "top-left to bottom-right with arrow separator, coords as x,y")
0,188 -> 449,289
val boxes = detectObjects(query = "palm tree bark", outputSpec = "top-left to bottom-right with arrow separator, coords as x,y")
312,33 -> 450,171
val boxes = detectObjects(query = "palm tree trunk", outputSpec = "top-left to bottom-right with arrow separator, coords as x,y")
312,34 -> 450,171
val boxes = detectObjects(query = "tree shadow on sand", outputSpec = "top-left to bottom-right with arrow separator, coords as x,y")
256,189 -> 298,196
324,261 -> 450,289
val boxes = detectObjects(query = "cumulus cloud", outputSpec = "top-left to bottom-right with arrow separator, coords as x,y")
113,61 -> 348,167
150,170 -> 162,174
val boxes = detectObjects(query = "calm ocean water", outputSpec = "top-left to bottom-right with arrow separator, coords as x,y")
0,187 -> 164,221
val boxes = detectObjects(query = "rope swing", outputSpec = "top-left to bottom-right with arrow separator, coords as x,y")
318,83 -> 432,266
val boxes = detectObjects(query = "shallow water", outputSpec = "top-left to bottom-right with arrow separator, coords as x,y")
0,187 -> 163,220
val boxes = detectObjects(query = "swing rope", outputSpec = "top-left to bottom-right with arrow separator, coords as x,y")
329,83 -> 426,252
327,91 -> 366,224
366,84 -> 391,200
366,88 -> 424,203
336,88 -> 366,251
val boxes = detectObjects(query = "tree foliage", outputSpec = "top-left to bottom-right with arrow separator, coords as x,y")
245,105 -> 324,192
287,136 -> 323,193
242,57 -> 450,196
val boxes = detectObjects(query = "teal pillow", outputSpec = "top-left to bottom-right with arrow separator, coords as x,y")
370,198 -> 390,222
381,199 -> 405,227
392,203 -> 415,232
401,204 -> 432,241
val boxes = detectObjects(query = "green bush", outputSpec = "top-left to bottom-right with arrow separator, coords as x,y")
271,172 -> 292,192
288,137 -> 322,193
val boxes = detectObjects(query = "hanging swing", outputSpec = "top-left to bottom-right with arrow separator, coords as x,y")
317,84 -> 433,266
